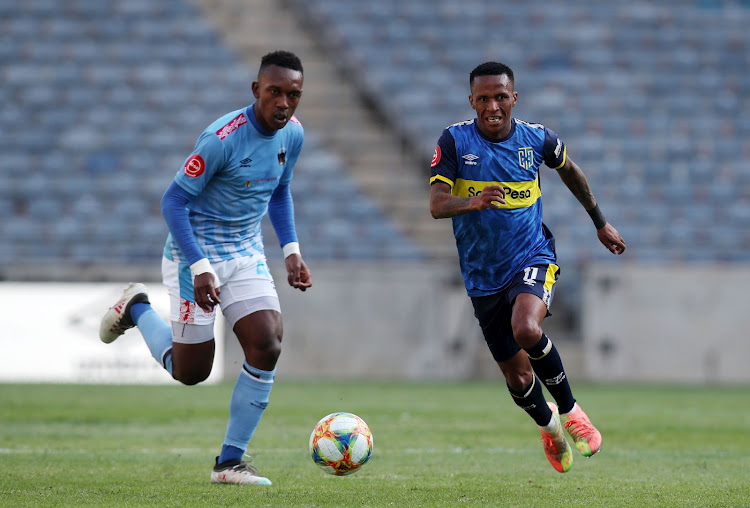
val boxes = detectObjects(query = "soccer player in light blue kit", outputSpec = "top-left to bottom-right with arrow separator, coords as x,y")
99,51 -> 312,485
430,62 -> 626,473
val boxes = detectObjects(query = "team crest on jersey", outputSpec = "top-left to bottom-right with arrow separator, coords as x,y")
184,154 -> 205,178
431,145 -> 441,167
518,147 -> 534,170
278,147 -> 286,165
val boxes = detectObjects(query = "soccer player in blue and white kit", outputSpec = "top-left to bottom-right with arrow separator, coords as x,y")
430,62 -> 626,473
99,51 -> 311,485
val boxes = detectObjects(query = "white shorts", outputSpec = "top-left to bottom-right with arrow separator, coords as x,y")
162,255 -> 281,331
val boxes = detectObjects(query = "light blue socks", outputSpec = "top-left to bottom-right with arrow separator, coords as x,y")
218,362 -> 275,463
130,302 -> 173,374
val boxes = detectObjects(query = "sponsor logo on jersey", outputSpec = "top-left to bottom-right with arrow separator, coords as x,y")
462,153 -> 479,165
184,154 -> 205,178
245,176 -> 279,188
554,138 -> 562,158
518,147 -> 535,170
239,157 -> 252,167
431,145 -> 441,167
278,147 -> 286,165
216,113 -> 247,140
455,177 -> 541,208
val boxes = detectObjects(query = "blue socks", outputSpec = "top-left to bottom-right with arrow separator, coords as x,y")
130,302 -> 173,374
218,362 -> 275,463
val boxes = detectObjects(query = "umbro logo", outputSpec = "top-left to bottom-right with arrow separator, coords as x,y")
544,372 -> 567,386
239,157 -> 252,167
462,154 -> 479,165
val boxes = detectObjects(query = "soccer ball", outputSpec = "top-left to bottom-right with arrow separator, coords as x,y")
309,412 -> 373,476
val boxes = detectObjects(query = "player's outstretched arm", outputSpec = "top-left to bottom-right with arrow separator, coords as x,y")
285,253 -> 312,291
430,181 -> 506,219
556,158 -> 626,255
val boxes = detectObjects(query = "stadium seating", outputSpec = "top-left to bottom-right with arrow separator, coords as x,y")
286,0 -> 750,265
0,0 -> 425,273
3,0 -> 749,276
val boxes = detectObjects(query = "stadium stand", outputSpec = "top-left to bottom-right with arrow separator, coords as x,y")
284,0 -> 750,266
3,0 -> 749,284
0,0 -> 426,280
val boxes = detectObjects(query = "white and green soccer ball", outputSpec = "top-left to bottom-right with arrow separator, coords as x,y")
309,412 -> 373,476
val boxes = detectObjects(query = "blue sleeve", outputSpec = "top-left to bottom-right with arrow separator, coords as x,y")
267,183 -> 298,247
160,181 -> 206,265
543,127 -> 567,170
429,128 -> 458,187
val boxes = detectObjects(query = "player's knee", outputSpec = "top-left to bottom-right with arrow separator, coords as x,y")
511,320 -> 543,348
173,366 -> 211,386
243,332 -> 282,367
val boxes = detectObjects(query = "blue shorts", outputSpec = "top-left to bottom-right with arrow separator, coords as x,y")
470,263 -> 560,362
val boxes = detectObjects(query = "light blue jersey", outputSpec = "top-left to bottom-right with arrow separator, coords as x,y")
163,104 -> 304,263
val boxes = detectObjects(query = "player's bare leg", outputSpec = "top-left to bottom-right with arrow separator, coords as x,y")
171,341 -> 214,386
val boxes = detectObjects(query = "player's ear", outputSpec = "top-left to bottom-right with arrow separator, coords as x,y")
251,81 -> 260,99
468,94 -> 475,110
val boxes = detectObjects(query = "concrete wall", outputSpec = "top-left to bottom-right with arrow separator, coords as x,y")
582,264 -> 750,384
11,262 -> 740,385
223,261 -> 582,382
223,262 -> 490,380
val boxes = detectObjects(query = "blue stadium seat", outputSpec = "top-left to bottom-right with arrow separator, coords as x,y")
3,0 -> 748,267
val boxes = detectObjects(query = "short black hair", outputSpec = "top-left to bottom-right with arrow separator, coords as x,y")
469,61 -> 514,87
259,50 -> 303,75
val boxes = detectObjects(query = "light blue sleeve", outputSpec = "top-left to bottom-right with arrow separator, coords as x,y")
173,131 -> 226,194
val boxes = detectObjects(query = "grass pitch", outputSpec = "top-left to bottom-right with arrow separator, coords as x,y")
1,381 -> 748,507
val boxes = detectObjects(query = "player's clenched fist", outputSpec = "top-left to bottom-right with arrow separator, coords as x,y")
472,185 -> 506,210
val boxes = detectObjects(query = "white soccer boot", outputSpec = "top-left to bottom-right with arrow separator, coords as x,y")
99,283 -> 149,344
210,457 -> 272,485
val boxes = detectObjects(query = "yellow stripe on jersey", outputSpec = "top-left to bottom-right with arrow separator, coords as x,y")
452,176 -> 541,209
552,146 -> 567,170
430,174 -> 454,188
544,263 -> 560,293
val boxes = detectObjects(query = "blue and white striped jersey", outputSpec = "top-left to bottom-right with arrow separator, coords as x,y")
163,104 -> 303,263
